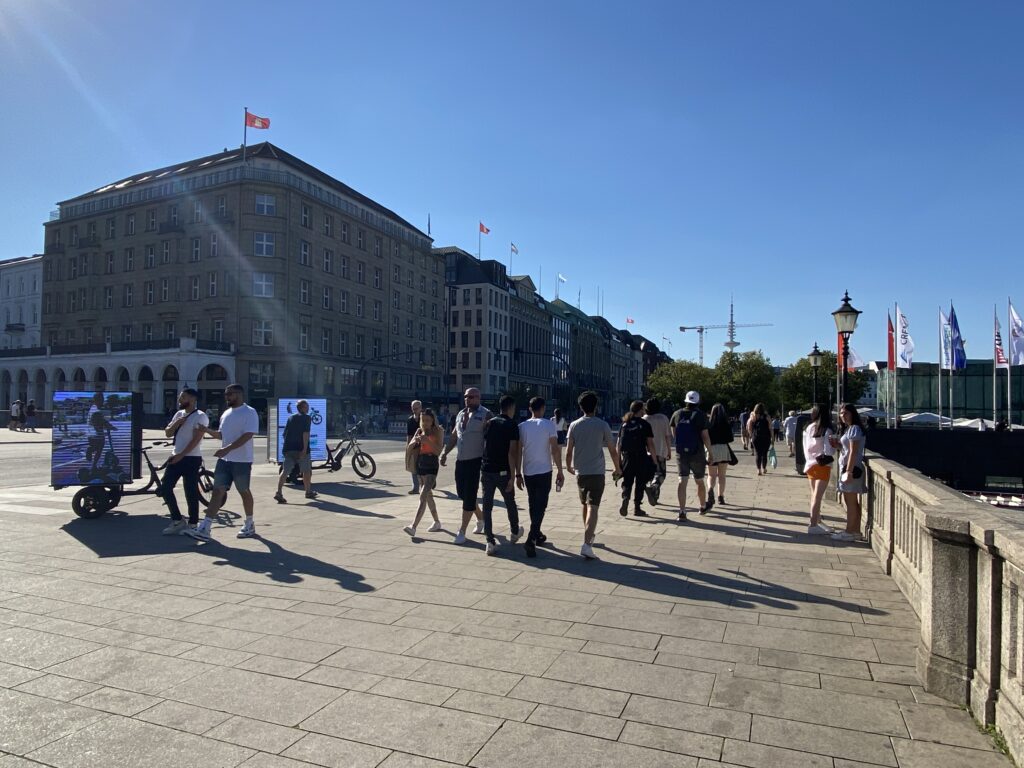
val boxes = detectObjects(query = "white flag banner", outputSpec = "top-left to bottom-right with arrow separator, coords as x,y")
846,347 -> 866,369
940,310 -> 952,370
1010,301 -> 1024,366
896,304 -> 914,369
557,273 -> 568,283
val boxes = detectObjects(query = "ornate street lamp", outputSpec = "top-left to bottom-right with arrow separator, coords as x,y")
807,342 -> 822,405
831,291 -> 861,405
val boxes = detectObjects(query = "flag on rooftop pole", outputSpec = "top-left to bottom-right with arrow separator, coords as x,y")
477,222 -> 489,258
1009,300 -> 1024,365
626,317 -> 635,325
510,242 -> 518,255
949,304 -> 967,370
995,310 -> 1009,370
242,108 -> 270,165
896,304 -> 913,368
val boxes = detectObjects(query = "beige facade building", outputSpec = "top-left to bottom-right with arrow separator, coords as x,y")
38,143 -> 444,422
0,255 -> 42,350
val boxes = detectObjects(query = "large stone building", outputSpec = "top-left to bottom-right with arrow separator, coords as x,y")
550,299 -> 611,408
0,255 -> 42,350
34,142 -> 444,423
591,316 -> 638,414
508,275 -> 554,402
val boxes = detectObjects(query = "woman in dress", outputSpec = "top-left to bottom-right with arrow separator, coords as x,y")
552,408 -> 568,447
705,403 -> 733,506
802,405 -> 835,535
746,403 -> 773,476
833,403 -> 866,542
403,409 -> 444,536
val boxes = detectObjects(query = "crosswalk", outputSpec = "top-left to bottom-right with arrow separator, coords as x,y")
0,484 -> 78,516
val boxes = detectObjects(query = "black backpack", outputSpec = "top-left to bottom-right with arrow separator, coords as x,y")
619,420 -> 647,456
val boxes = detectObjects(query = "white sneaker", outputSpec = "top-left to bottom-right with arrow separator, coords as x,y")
472,520 -> 485,535
485,541 -> 498,556
162,519 -> 187,536
454,531 -> 467,545
427,521 -> 443,533
185,520 -> 212,541
509,526 -> 522,544
403,525 -> 416,537
831,531 -> 861,542
237,520 -> 256,538
807,524 -> 832,535
580,544 -> 596,560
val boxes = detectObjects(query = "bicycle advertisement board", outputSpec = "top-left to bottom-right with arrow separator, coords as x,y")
51,391 -> 143,488
273,398 -> 328,463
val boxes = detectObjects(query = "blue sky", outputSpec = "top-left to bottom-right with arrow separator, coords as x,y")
1,0 -> 1021,366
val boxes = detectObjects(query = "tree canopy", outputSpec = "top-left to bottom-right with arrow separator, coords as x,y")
647,351 -> 779,414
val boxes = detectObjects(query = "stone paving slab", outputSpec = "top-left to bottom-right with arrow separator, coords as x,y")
0,442 -> 1013,767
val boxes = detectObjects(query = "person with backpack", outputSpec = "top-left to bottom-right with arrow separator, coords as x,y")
669,391 -> 713,520
746,402 -> 773,476
617,400 -> 656,517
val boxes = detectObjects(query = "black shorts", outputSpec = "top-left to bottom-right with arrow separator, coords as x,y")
454,458 -> 482,512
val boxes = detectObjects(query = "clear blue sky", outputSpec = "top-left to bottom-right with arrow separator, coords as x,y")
2,0 -> 1021,366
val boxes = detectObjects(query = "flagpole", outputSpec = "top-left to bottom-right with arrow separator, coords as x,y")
509,243 -> 513,275
478,227 -> 481,260
242,106 -> 248,164
994,305 -> 998,425
937,306 -> 942,430
1009,298 -> 1014,427
893,302 -> 898,428
948,302 -> 954,425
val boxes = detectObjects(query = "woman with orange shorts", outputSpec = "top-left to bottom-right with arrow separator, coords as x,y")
802,405 -> 836,535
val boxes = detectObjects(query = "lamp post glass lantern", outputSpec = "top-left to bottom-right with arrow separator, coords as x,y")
831,291 -> 861,405
808,342 -> 822,405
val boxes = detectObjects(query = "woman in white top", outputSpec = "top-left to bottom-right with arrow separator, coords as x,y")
801,405 -> 836,535
551,408 -> 568,446
833,403 -> 867,542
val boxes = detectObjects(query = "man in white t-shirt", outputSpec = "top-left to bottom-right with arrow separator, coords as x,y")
515,397 -> 563,558
161,387 -> 210,536
187,384 -> 260,541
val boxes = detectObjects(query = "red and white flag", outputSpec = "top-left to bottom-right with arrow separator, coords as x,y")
479,222 -> 490,235
626,317 -> 635,324
995,311 -> 1009,369
245,111 -> 270,129
510,242 -> 518,255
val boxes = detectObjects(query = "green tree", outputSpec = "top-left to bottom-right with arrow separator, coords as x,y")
778,350 -> 869,411
714,351 -> 779,413
646,360 -> 719,411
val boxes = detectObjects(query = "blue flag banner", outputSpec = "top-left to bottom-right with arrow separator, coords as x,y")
950,304 -> 967,370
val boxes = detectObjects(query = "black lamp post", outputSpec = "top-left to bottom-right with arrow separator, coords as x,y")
831,291 -> 861,406
807,342 -> 822,406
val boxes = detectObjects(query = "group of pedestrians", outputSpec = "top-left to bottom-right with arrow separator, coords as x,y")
6,399 -> 38,432
801,402 -> 866,541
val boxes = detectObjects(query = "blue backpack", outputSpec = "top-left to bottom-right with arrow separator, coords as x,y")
674,409 -> 701,454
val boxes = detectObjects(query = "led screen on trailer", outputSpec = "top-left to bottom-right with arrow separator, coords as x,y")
51,391 -> 136,487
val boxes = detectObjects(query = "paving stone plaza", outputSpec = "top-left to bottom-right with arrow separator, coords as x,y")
0,432 -> 1011,768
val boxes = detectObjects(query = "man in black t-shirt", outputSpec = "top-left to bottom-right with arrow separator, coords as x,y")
407,400 -> 422,494
480,395 -> 522,556
275,400 -> 317,503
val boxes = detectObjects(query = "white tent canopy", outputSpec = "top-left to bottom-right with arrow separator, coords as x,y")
900,412 -> 953,426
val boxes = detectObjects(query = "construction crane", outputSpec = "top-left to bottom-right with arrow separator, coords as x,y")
679,301 -> 773,365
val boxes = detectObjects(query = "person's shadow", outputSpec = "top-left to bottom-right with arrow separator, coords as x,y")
61,512 -> 371,592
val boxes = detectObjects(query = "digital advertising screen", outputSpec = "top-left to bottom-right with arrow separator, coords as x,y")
51,391 -> 135,488
275,398 -> 327,463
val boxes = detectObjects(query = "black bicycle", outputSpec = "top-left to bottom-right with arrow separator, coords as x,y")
71,440 -> 215,519
285,421 -> 377,482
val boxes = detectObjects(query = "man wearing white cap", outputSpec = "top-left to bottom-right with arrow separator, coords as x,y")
669,391 -> 713,521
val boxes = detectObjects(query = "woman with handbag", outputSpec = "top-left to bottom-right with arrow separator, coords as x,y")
833,403 -> 866,542
802,405 -> 835,535
746,403 -> 773,476
705,403 -> 734,506
403,409 -> 444,536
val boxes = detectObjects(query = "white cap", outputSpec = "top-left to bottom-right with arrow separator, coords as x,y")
685,391 -> 699,405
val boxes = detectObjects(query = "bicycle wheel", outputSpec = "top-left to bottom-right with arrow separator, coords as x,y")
351,451 -> 376,479
197,468 -> 215,505
72,487 -> 110,519
103,486 -> 123,509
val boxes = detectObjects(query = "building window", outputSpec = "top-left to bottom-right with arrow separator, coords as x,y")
147,210 -> 156,231
339,290 -> 348,313
357,229 -> 365,250
452,311 -> 459,327
299,240 -> 310,266
190,238 -> 201,262
373,268 -> 382,289
160,278 -> 169,302
339,255 -> 349,279
300,204 -> 310,228
419,299 -> 426,317
105,252 -> 114,274
340,221 -> 349,243
169,205 -> 178,225
210,232 -> 218,257
374,237 -> 381,257
189,321 -> 199,339
193,200 -> 203,223
393,265 -> 401,283
123,284 -> 133,307
143,323 -> 152,341
355,295 -> 364,318
253,320 -> 273,346
126,214 -> 135,236
323,214 -> 333,237
248,362 -> 274,391
323,365 -> 335,388
145,281 -> 154,304
321,327 -> 332,354
323,249 -> 333,273
299,279 -> 310,305
121,325 -> 132,342
145,246 -> 155,268
165,321 -> 176,340
431,280 -> 438,297
373,338 -> 382,358
253,272 -> 274,298
255,193 -> 276,215
102,327 -> 111,344
213,319 -> 223,341
356,262 -> 365,283
217,195 -> 226,217
392,316 -> 400,335
299,324 -> 310,351
373,300 -> 381,322
392,290 -> 400,309
463,288 -> 470,305
322,286 -> 332,310
254,232 -> 275,257
355,334 -> 363,358
190,275 -> 200,300
106,218 -> 115,239
339,332 -> 348,356
161,241 -> 170,264
208,271 -> 217,297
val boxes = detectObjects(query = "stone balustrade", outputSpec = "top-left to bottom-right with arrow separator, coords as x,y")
864,454 -> 1024,763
